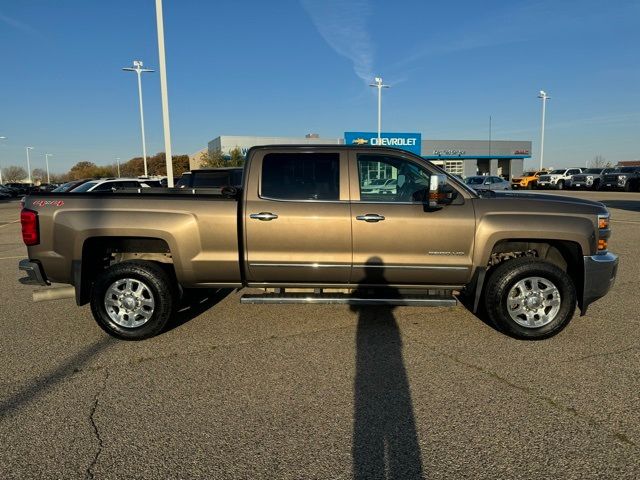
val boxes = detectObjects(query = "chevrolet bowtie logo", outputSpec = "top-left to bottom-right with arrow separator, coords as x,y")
352,138 -> 369,145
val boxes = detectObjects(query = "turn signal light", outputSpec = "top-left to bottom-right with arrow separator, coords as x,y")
598,239 -> 608,251
598,216 -> 609,229
20,209 -> 39,246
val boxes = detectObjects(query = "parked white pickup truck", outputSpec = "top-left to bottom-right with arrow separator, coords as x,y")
537,168 -> 583,190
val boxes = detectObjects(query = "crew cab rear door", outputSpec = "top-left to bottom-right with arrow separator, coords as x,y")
243,149 -> 352,284
348,151 -> 475,285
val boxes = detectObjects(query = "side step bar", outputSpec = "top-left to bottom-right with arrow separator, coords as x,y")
240,292 -> 457,307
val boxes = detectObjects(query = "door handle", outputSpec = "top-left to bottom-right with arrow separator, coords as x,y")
356,214 -> 385,222
250,212 -> 278,221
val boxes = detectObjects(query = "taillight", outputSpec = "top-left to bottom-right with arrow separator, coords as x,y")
21,209 -> 39,246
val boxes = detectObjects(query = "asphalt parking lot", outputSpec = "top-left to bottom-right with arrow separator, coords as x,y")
1,191 -> 639,479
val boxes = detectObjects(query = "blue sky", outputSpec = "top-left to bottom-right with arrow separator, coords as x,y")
0,0 -> 638,173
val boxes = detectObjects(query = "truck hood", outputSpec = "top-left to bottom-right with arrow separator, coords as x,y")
475,190 -> 608,214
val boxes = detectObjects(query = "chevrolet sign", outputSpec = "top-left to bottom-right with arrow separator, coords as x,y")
344,132 -> 422,155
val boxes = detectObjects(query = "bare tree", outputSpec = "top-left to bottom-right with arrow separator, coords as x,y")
2,165 -> 27,183
32,168 -> 47,182
590,155 -> 611,168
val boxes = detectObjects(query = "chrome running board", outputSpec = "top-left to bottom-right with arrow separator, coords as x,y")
240,292 -> 457,307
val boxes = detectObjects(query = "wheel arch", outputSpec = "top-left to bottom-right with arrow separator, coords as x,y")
471,238 -> 584,313
75,236 -> 176,306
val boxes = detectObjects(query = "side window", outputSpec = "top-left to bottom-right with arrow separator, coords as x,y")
358,154 -> 430,203
192,171 -> 232,187
491,177 -> 502,184
93,182 -> 115,192
262,153 -> 340,201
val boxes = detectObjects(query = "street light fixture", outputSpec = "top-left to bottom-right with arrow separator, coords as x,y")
369,76 -> 390,142
25,146 -> 34,183
123,60 -> 154,177
0,136 -> 6,184
538,90 -> 550,170
44,153 -> 53,184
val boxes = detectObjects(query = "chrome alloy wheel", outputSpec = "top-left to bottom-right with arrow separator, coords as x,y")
507,276 -> 561,328
104,278 -> 155,328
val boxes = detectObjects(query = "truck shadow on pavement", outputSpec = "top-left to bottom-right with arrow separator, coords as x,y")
164,288 -> 235,333
0,336 -> 115,419
350,257 -> 425,480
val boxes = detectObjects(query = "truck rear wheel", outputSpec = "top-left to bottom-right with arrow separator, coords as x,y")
90,260 -> 176,340
484,258 -> 576,340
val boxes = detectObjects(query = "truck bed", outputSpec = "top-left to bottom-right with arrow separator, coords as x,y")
24,190 -> 243,287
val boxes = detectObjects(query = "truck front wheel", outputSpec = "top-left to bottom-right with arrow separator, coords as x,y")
90,260 -> 176,340
484,258 -> 576,340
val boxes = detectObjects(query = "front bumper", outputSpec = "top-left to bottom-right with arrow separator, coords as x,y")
581,252 -> 618,314
18,259 -> 49,286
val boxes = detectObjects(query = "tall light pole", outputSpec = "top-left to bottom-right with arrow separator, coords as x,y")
123,60 -> 154,177
369,76 -> 390,142
44,153 -> 53,184
116,157 -> 121,178
155,0 -> 175,187
0,136 -> 6,184
25,146 -> 34,183
538,90 -> 550,170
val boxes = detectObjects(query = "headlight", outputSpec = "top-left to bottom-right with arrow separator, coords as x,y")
586,175 -> 593,180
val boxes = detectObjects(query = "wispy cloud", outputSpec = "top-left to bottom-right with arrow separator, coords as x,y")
0,12 -> 39,36
300,0 -> 374,83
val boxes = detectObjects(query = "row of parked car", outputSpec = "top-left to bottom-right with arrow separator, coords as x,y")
511,166 -> 640,192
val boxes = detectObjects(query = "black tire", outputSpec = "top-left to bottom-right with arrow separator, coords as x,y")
624,181 -> 632,192
90,260 -> 177,340
592,180 -> 601,191
556,180 -> 564,190
484,258 -> 576,340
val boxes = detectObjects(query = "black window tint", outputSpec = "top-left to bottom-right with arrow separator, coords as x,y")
262,153 -> 340,201
93,183 -> 115,192
192,171 -> 233,187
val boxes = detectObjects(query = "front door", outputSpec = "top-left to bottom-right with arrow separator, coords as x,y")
349,152 -> 476,286
244,150 -> 352,284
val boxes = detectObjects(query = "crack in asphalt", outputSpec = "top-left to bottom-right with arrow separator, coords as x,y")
565,345 -> 638,363
407,338 -> 637,449
86,370 -> 110,480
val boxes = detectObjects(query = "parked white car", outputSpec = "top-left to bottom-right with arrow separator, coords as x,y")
70,178 -> 151,192
537,168 -> 583,190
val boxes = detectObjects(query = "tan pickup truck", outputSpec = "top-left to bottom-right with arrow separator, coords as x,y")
19,145 -> 618,341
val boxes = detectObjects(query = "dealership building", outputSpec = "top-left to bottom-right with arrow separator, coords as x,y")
194,133 -> 531,179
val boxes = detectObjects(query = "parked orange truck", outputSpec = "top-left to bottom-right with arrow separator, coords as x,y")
19,146 -> 618,340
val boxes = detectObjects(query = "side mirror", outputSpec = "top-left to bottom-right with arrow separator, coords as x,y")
428,174 -> 448,208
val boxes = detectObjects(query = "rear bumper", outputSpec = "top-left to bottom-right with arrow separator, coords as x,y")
581,252 -> 618,314
18,259 -> 49,286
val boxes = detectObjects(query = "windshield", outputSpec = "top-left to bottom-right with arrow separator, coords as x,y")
583,168 -> 603,174
522,171 -> 538,176
619,167 -> 638,173
549,169 -> 565,174
464,177 -> 485,185
53,181 -> 76,192
71,181 -> 98,192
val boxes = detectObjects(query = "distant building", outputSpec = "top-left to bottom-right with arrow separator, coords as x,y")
197,133 -> 532,179
617,160 -> 640,167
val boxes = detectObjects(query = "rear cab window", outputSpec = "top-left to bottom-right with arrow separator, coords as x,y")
261,153 -> 340,201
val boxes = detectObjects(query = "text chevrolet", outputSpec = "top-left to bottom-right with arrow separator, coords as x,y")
19,146 -> 618,340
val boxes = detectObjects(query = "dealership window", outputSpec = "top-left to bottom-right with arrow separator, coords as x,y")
357,154 -> 430,203
261,153 -> 340,201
